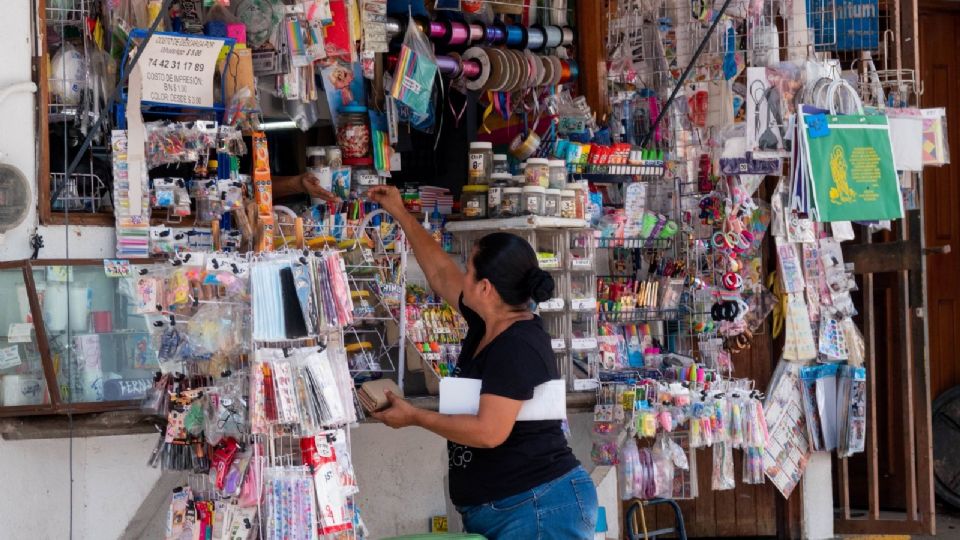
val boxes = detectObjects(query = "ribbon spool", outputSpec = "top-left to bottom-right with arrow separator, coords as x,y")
485,23 -> 507,45
526,25 -> 546,51
549,56 -> 563,85
428,20 -> 449,41
469,23 -> 485,44
461,57 -> 482,79
462,47 -> 491,91
436,55 -> 463,78
385,18 -> 403,38
484,48 -> 510,92
505,25 -> 527,49
544,25 -> 564,48
447,21 -> 470,46
561,26 -> 574,46
525,50 -> 543,87
540,56 -> 555,86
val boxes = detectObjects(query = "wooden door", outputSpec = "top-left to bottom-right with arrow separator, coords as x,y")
919,6 -> 960,401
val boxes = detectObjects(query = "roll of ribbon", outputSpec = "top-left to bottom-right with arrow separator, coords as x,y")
526,25 -> 546,50
567,59 -> 579,80
429,21 -> 448,40
544,25 -> 563,48
486,23 -> 506,45
469,23 -> 485,43
448,21 -> 469,45
540,56 -> 554,86
559,59 -> 572,84
505,25 -> 526,48
436,55 -> 463,77
385,18 -> 403,38
462,47 -> 491,91
462,58 -> 482,79
561,26 -> 574,45
549,55 -> 563,85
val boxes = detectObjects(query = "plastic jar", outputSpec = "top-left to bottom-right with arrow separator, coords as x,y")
548,159 -> 568,189
461,185 -> 489,219
521,186 -> 546,215
307,147 -> 333,193
307,146 -> 326,168
544,188 -> 562,217
567,183 -> 587,220
493,154 -> 510,175
560,189 -> 577,218
468,142 -> 493,185
501,187 -> 522,217
524,158 -> 550,188
488,174 -> 512,218
337,105 -> 372,165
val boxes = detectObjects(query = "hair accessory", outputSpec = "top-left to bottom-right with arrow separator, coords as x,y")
722,272 -> 743,290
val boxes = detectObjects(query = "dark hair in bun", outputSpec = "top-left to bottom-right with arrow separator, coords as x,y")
472,232 -> 556,307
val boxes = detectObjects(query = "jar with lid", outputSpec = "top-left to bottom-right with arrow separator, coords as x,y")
337,105 -> 373,166
493,154 -> 510,175
468,142 -> 493,185
521,186 -> 546,215
461,185 -> 489,219
488,174 -> 512,218
548,159 -> 568,189
560,189 -> 577,218
524,158 -> 550,188
501,187 -> 522,217
307,146 -> 326,168
544,188 -> 562,217
567,183 -> 587,220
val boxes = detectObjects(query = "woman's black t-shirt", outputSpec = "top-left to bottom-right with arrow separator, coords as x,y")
448,297 -> 580,507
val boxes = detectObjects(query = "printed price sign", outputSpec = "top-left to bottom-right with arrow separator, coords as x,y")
571,298 -> 597,311
571,337 -> 598,351
551,338 -> 567,351
139,35 -> 225,107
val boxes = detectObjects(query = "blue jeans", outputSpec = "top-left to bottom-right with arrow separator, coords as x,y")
457,466 -> 598,539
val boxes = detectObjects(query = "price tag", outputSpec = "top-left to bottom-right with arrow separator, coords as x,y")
551,338 -> 566,351
573,379 -> 599,391
357,173 -> 380,186
7,323 -> 33,344
0,346 -> 22,370
139,34 -> 225,108
571,298 -> 597,311
539,298 -> 565,311
538,257 -> 561,269
103,259 -> 131,277
571,258 -> 594,269
571,337 -> 598,351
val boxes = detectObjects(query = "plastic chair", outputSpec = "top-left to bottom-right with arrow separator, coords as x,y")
624,498 -> 687,540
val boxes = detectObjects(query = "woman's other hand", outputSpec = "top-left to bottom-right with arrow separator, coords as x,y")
367,185 -> 406,216
371,391 -> 420,429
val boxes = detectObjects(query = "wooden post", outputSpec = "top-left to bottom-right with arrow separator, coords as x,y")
294,217 -> 306,249
575,0 -> 608,120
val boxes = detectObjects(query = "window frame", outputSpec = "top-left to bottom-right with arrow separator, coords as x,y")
0,258 -> 159,418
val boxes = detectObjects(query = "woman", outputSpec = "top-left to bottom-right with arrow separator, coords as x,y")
367,185 -> 598,539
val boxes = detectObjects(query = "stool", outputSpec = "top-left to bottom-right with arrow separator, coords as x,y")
624,498 -> 687,540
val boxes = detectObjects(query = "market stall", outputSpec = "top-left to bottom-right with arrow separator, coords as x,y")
9,0 -> 945,536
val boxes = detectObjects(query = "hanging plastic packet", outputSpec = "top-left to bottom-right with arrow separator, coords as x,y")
651,435 -> 675,498
390,15 -> 438,116
619,438 -> 640,500
712,443 -> 736,490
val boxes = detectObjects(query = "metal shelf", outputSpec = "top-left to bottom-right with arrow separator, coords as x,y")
595,236 -> 673,250
445,216 -> 589,232
598,307 -> 684,324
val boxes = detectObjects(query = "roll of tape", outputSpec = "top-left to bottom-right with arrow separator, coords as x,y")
561,26 -> 574,45
526,25 -> 546,51
544,25 -> 563,48
462,47 -> 491,91
509,131 -> 541,160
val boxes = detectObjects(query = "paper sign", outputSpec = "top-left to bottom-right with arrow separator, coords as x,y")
103,259 -> 131,277
571,337 -> 599,350
139,34 -> 225,108
0,346 -> 22,370
7,323 -> 33,344
571,298 -> 598,311
551,338 -> 566,351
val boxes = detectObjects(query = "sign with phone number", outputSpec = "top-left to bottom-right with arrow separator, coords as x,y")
139,35 -> 225,108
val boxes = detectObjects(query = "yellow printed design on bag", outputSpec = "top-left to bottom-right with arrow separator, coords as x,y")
828,146 -> 856,205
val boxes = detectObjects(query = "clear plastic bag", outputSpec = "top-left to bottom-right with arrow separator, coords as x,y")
712,443 -> 736,491
389,12 -> 438,116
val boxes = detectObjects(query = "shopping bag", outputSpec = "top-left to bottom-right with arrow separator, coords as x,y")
799,80 -> 903,222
